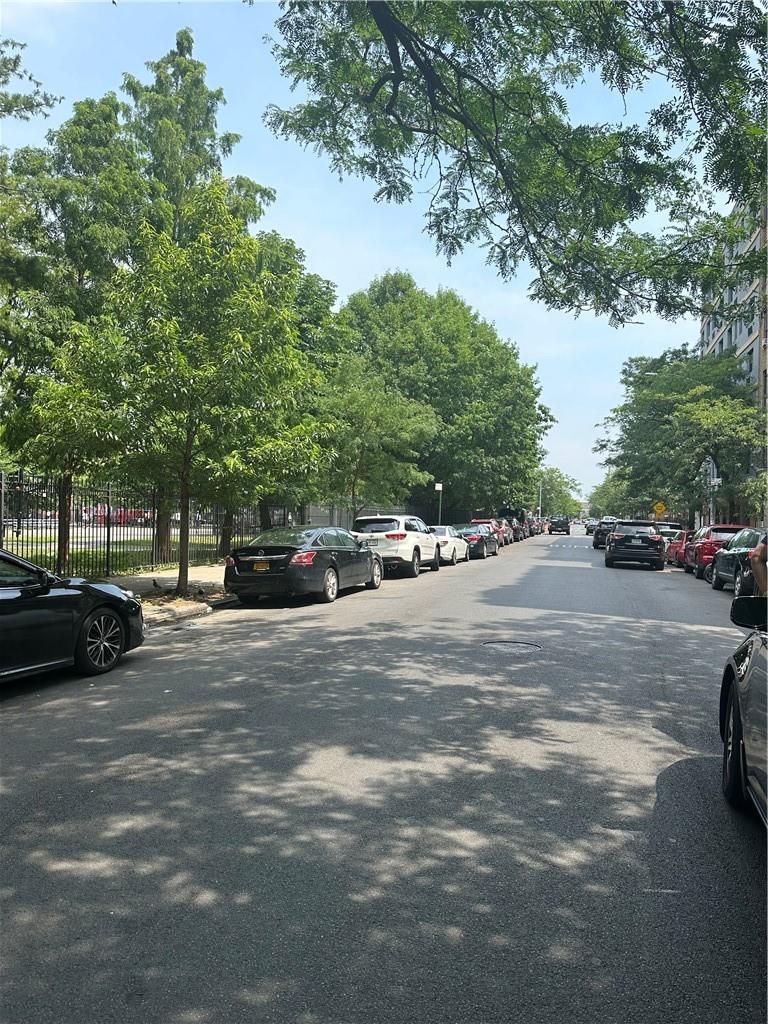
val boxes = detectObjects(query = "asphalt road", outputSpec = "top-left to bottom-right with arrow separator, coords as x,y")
1,530 -> 765,1024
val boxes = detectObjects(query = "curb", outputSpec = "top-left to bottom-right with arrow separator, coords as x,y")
143,603 -> 214,630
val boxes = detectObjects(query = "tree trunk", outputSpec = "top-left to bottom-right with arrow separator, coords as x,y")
218,509 -> 234,557
176,476 -> 191,596
258,499 -> 272,531
56,473 -> 73,575
154,489 -> 172,564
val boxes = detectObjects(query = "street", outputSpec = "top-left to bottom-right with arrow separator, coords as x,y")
1,530 -> 765,1024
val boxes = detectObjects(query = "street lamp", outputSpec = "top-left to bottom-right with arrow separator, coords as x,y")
435,482 -> 443,525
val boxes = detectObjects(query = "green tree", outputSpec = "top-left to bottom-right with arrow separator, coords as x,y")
589,471 -> 633,519
0,38 -> 59,120
318,352 -> 438,516
339,272 -> 552,513
264,1 -> 765,324
533,467 -> 581,518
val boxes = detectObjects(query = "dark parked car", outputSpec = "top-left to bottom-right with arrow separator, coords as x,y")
225,526 -> 383,604
684,523 -> 747,580
454,524 -> 499,559
548,515 -> 570,535
0,548 -> 144,682
604,521 -> 665,570
711,527 -> 763,596
719,596 -> 767,824
592,517 -> 618,549
585,518 -> 599,535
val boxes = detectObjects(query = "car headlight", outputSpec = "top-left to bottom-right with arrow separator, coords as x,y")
121,588 -> 135,599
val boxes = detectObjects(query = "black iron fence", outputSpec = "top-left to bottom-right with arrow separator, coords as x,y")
0,472 -> 294,577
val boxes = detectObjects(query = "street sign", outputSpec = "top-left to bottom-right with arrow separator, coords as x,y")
434,482 -> 443,491
653,501 -> 667,517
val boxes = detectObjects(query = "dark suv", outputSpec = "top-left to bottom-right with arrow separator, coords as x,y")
548,516 -> 570,535
592,517 -> 617,549
604,521 -> 665,570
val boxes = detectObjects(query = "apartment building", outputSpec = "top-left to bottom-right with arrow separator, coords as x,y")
699,209 -> 767,411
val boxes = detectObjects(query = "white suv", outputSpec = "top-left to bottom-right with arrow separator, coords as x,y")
352,515 -> 440,576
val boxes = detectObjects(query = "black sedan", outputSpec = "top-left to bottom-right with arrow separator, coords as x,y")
453,524 -> 499,559
720,596 -> 767,824
225,526 -> 383,604
604,521 -> 665,569
711,527 -> 763,596
0,548 -> 144,682
592,517 -> 618,549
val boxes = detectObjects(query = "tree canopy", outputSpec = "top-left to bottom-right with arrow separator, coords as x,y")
264,1 -> 766,325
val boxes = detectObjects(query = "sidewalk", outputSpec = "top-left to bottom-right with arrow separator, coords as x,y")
104,562 -> 232,629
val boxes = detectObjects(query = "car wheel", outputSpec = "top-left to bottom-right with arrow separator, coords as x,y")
365,559 -> 382,590
492,543 -> 499,556
237,595 -> 261,606
318,567 -> 339,602
712,564 -> 725,590
450,547 -> 458,565
734,568 -> 751,597
405,550 -> 421,578
604,557 -> 614,568
654,560 -> 664,571
694,560 -> 705,580
74,608 -> 126,675
431,547 -> 440,571
480,543 -> 488,559
464,546 -> 471,562
722,683 -> 749,811
684,561 -> 694,574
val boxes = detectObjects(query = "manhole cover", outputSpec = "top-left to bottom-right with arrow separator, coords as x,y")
481,640 -> 542,652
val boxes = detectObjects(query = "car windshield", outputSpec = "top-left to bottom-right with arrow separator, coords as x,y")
615,523 -> 657,534
431,526 -> 448,536
456,524 -> 486,533
353,518 -> 400,533
712,528 -> 741,540
247,528 -> 316,546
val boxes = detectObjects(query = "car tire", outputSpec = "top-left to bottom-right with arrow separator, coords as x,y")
734,568 -> 752,597
237,595 -> 261,606
464,547 -> 470,562
684,562 -> 694,574
74,608 -> 126,675
492,543 -> 499,556
318,567 -> 339,602
654,560 -> 664,571
604,557 -> 614,567
405,550 -> 421,578
480,543 -> 488,559
365,559 -> 382,590
694,560 -> 705,580
450,548 -> 458,566
431,547 -> 440,571
722,683 -> 749,811
711,564 -> 725,590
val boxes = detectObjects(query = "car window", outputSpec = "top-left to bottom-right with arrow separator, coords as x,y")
248,528 -> 316,546
335,529 -> 359,549
353,518 -> 400,534
712,528 -> 741,540
432,526 -> 447,536
414,519 -> 429,533
311,533 -> 327,547
0,557 -> 40,587
405,519 -> 420,532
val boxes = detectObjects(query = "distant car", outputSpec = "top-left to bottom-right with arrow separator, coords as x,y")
684,524 -> 747,580
549,515 -> 570,535
498,518 -> 514,545
454,523 -> 500,559
585,518 -> 599,535
471,518 -> 506,548
604,520 -> 665,570
592,517 -> 618,549
719,596 -> 767,824
711,527 -> 764,596
0,548 -> 144,682
509,518 -> 525,542
430,525 -> 470,564
351,514 -> 440,577
666,528 -> 694,566
654,521 -> 683,550
226,526 -> 384,604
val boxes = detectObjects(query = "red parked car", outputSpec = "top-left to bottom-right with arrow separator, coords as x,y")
666,529 -> 693,566
471,518 -> 506,548
684,524 -> 747,580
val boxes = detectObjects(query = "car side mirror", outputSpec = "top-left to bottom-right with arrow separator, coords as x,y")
730,596 -> 767,631
429,527 -> 436,533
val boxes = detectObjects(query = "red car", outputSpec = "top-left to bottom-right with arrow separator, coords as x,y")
684,524 -> 748,579
471,518 -> 506,548
666,529 -> 693,566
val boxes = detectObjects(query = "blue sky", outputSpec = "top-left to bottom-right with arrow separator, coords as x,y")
2,0 -> 696,496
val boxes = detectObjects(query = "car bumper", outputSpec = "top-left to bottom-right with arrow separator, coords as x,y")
125,603 -> 145,652
609,548 -> 663,563
224,566 -> 321,596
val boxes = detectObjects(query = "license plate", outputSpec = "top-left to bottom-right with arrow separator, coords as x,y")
252,561 -> 270,571
365,539 -> 378,546
629,538 -> 642,545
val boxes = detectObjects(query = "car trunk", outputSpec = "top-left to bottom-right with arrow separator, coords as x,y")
232,545 -> 298,575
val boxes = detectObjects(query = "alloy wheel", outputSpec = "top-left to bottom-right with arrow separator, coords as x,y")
86,614 -> 123,669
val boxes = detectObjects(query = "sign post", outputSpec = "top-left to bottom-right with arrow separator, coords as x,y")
435,482 -> 443,525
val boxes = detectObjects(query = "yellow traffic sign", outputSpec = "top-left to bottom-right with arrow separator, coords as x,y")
653,501 -> 667,517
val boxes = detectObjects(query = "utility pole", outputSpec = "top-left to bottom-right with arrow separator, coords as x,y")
538,480 -> 543,517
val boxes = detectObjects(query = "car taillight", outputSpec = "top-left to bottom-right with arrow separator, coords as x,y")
649,534 -> 662,541
610,533 -> 625,540
385,532 -> 407,540
439,539 -> 448,546
290,550 -> 316,565
225,555 -> 235,566
466,534 -> 480,541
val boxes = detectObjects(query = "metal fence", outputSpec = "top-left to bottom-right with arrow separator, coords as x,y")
0,472 -> 292,577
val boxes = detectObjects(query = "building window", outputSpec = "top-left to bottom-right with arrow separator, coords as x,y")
718,338 -> 724,354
